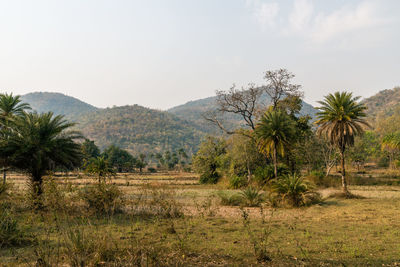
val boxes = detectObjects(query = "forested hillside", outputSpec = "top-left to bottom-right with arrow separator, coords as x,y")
21,92 -> 98,121
362,87 -> 400,135
75,105 -> 206,155
20,90 -> 319,155
362,87 -> 400,120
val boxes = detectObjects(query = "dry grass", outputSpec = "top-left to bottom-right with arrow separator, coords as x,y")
2,171 -> 400,265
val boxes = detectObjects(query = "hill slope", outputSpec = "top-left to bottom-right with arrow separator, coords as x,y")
75,105 -> 206,155
362,87 -> 400,120
21,92 -> 98,121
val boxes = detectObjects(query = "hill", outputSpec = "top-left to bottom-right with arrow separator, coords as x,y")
362,87 -> 400,120
75,105 -> 206,155
20,92 -> 98,121
168,92 -> 317,133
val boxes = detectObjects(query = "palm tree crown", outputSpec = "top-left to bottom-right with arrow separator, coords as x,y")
0,93 -> 31,126
315,91 -> 369,150
255,109 -> 295,178
0,112 -> 82,196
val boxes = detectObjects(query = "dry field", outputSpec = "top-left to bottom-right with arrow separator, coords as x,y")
2,171 -> 400,266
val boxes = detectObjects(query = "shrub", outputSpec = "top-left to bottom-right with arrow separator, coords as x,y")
271,174 -> 321,207
0,207 -> 32,248
229,175 -> 247,189
81,183 -> 124,215
147,167 -> 157,173
254,164 -> 290,185
217,191 -> 243,206
240,187 -> 264,207
199,171 -> 220,184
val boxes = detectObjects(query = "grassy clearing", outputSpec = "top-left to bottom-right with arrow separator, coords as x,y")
2,171 -> 400,266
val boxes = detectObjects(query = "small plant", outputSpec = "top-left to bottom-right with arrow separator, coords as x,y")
217,191 -> 243,206
81,182 -> 124,215
240,207 -> 273,262
229,175 -> 247,189
240,186 -> 264,207
271,174 -> 321,207
0,207 -> 32,248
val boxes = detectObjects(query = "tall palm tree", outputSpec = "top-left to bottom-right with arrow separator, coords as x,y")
255,110 -> 295,178
315,92 -> 369,194
0,112 -> 82,201
0,93 -> 31,184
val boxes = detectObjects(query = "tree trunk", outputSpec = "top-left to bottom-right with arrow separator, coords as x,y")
340,150 -> 348,194
3,169 -> 6,185
273,144 -> 278,179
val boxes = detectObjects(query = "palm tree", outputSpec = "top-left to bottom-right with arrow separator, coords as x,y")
84,156 -> 115,182
0,93 -> 31,184
315,92 -> 369,194
255,110 -> 295,178
0,112 -> 82,200
381,132 -> 400,169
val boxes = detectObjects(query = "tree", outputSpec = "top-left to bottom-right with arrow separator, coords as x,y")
263,69 -> 303,110
103,145 -> 136,172
0,112 -> 82,200
0,93 -> 31,184
204,84 -> 261,134
192,137 -> 226,184
255,110 -> 295,178
135,153 -> 147,173
381,132 -> 400,169
84,156 -> 115,183
81,139 -> 100,163
315,92 -> 369,194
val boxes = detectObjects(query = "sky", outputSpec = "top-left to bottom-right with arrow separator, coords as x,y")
0,0 -> 399,110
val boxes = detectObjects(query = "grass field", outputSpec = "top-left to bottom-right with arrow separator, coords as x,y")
2,171 -> 400,266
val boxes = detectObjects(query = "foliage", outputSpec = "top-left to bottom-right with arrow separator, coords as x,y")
77,105 -> 205,156
316,91 -> 369,193
254,164 -> 290,185
0,207 -> 32,248
240,187 -> 264,207
271,174 -> 320,207
0,112 -> 82,199
103,145 -> 136,172
229,175 -> 247,189
84,156 -> 115,182
217,191 -> 243,206
81,183 -> 124,215
81,139 -> 100,163
256,109 -> 296,178
193,137 -> 226,184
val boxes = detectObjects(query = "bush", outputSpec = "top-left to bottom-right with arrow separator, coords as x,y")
147,167 -> 157,173
378,156 -> 389,168
229,175 -> 247,189
81,183 -> 124,215
254,164 -> 290,185
199,171 -> 220,184
217,191 -> 243,206
0,207 -> 32,248
271,174 -> 321,207
240,187 -> 264,207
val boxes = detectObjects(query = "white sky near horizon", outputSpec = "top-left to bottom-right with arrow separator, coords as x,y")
0,0 -> 398,110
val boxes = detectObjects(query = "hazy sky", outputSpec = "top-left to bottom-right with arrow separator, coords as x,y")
0,0 -> 399,109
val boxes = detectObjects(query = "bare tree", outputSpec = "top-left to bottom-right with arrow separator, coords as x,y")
263,69 -> 303,110
203,84 -> 261,134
